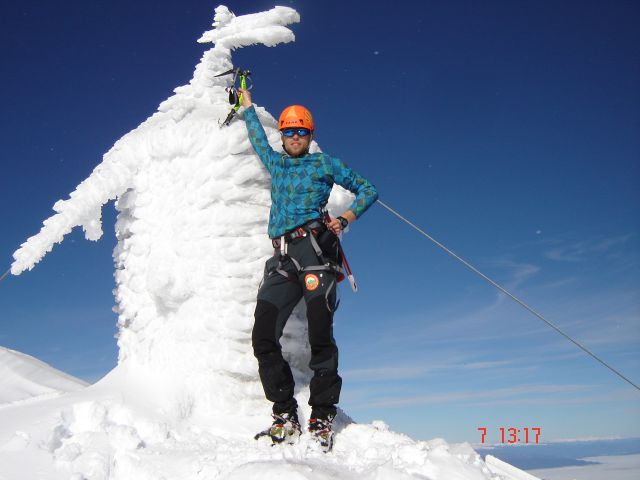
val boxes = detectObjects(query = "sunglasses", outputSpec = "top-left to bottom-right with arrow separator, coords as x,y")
281,128 -> 311,138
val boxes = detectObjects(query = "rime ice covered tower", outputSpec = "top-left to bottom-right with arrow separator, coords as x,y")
11,5 -> 353,420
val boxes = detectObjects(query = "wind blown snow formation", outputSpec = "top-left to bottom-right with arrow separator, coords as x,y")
6,5 -> 538,479
11,4 -> 326,388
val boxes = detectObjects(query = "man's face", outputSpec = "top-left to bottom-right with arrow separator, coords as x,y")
281,128 -> 312,157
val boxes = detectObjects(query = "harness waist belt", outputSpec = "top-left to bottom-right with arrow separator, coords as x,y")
272,220 -> 326,248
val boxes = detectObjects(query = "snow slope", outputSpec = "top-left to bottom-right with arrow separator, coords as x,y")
5,5 -> 539,479
0,363 -> 537,480
0,346 -> 87,404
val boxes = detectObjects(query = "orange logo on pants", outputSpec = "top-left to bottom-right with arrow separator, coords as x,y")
305,274 -> 319,291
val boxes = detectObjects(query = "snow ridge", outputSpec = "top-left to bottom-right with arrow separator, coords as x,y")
0,347 -> 87,405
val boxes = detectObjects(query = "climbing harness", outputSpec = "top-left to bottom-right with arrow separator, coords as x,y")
268,219 -> 344,312
270,221 -> 342,280
215,67 -> 252,127
376,199 -> 640,392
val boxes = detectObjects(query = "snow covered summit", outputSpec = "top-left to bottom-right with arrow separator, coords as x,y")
5,5 -> 538,479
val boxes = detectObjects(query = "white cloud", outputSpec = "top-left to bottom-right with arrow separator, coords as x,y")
342,358 -> 516,382
365,383 -> 594,408
544,234 -> 634,262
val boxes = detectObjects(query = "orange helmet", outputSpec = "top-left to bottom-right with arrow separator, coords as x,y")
278,105 -> 314,131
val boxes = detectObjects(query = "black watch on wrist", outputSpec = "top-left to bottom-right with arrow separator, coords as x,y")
337,216 -> 349,230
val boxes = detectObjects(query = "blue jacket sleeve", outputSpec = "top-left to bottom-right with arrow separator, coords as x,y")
244,106 -> 276,173
330,156 -> 379,218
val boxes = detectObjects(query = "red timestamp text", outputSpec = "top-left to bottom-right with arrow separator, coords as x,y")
477,427 -> 541,444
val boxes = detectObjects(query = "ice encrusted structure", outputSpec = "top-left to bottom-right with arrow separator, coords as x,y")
12,5 -> 338,410
9,5 -> 535,479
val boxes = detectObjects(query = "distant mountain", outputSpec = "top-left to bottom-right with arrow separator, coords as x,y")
0,346 -> 88,404
477,437 -> 640,470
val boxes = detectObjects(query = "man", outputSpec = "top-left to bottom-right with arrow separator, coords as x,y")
239,88 -> 378,451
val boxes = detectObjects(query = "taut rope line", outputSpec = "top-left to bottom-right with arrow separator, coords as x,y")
376,199 -> 639,392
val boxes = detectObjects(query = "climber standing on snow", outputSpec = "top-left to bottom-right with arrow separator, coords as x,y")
238,88 -> 378,451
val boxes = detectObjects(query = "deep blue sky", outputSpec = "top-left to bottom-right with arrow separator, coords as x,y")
1,1 -> 639,444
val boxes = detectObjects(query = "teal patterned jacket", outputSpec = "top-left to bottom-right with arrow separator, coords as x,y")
243,106 -> 378,239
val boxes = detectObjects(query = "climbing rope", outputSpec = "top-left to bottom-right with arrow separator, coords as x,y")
376,199 -> 640,392
0,268 -> 10,283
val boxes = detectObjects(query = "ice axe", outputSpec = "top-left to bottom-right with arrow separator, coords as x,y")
215,67 -> 252,126
322,210 -> 358,293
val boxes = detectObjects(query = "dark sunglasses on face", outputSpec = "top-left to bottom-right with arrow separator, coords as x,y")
281,128 -> 311,138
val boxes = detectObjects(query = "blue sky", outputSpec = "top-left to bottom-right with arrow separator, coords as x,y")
1,1 -> 638,444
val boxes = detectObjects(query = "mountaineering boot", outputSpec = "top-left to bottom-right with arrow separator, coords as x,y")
307,415 -> 335,452
254,412 -> 301,445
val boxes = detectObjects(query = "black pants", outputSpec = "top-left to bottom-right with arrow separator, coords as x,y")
252,234 -> 341,419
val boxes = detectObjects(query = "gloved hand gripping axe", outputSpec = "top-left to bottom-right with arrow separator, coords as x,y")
215,67 -> 252,127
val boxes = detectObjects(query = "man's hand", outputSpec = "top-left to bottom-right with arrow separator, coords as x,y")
326,217 -> 343,235
238,88 -> 252,107
325,211 -> 356,235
